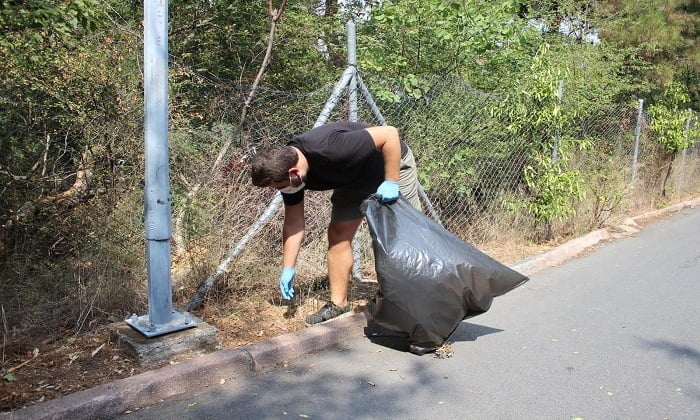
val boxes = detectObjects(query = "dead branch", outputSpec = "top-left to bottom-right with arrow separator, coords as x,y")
40,161 -> 93,207
173,1 -> 287,271
5,352 -> 39,374
0,150 -> 94,254
210,0 -> 287,172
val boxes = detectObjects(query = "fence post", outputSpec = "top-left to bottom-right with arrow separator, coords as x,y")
631,98 -> 644,184
552,79 -> 564,162
128,0 -> 194,337
356,73 -> 386,124
315,67 -> 354,126
346,20 -> 364,282
347,20 -> 358,122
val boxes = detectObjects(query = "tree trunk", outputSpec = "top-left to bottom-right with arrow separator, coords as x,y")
661,153 -> 675,197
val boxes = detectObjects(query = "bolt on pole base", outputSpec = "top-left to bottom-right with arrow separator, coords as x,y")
125,310 -> 197,338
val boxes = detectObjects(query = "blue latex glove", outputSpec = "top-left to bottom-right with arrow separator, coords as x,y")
376,180 -> 400,204
279,267 -> 296,300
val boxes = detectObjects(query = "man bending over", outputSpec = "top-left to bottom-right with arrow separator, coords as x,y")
250,121 -> 421,324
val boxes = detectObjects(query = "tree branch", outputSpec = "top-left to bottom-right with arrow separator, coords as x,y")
0,150 -> 93,255
173,2 -> 287,290
210,0 -> 287,172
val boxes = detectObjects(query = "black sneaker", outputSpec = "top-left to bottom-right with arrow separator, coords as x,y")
305,302 -> 350,324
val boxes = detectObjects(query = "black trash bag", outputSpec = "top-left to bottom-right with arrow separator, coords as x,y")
361,196 -> 528,355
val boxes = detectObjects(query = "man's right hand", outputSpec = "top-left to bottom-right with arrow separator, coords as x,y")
279,267 -> 296,300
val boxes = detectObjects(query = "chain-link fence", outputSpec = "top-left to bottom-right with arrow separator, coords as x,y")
1,71 -> 698,337
161,74 -> 700,313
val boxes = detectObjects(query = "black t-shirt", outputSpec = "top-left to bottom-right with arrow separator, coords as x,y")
282,121 -> 408,206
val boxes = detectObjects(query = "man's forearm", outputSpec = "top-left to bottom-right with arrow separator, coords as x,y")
381,134 -> 401,182
282,227 -> 304,267
282,203 -> 305,268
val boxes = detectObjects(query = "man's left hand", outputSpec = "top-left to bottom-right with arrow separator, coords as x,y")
376,180 -> 400,203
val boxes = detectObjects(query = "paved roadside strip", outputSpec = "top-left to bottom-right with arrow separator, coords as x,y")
3,195 -> 699,420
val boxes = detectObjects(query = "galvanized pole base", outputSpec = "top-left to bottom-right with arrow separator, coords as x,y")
125,310 -> 197,338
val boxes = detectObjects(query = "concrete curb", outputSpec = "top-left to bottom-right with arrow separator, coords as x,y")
630,197 -> 700,224
3,195 -> 698,419
511,196 -> 700,277
511,228 -> 612,277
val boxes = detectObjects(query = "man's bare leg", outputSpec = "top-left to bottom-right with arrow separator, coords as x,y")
327,217 -> 363,307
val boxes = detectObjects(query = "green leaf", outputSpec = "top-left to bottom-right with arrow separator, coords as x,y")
4,373 -> 16,382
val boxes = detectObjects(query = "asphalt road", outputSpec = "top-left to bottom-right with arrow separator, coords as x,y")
124,206 -> 700,420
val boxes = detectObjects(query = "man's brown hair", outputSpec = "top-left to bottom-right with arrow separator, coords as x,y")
250,145 -> 298,187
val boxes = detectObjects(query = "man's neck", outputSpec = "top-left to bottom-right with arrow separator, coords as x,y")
291,146 -> 309,176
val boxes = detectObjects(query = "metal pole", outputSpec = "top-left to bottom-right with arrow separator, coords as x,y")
346,20 -> 364,282
186,193 -> 283,311
356,73 -> 386,125
631,98 -> 644,184
347,20 -> 358,122
315,66 -> 354,127
128,0 -> 194,337
552,79 -> 563,162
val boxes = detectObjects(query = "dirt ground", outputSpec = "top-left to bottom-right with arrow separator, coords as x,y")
0,279 -> 376,412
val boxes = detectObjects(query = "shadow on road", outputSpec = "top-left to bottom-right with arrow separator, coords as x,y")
451,321 -> 504,342
637,337 -> 700,367
364,320 -> 503,353
127,345 -> 447,419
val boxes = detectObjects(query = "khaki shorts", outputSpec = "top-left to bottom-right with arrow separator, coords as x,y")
331,148 -> 422,221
